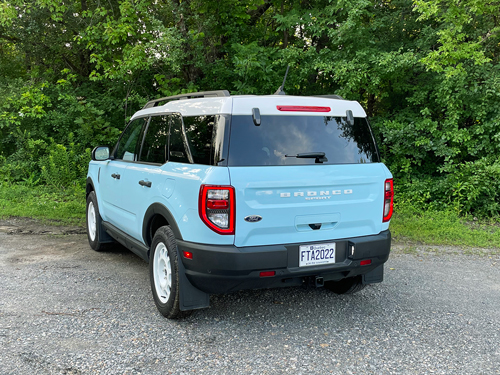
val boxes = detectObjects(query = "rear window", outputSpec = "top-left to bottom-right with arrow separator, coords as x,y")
227,115 -> 380,166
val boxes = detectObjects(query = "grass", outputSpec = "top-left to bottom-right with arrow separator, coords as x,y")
0,183 -> 86,226
1,183 -> 500,250
390,205 -> 500,249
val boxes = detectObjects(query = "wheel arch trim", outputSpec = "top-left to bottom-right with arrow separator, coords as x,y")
143,203 -> 183,247
86,177 -> 96,198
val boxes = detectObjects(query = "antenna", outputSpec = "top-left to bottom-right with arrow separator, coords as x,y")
274,65 -> 290,95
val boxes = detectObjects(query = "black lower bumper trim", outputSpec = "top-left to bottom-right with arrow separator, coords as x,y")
176,230 -> 391,294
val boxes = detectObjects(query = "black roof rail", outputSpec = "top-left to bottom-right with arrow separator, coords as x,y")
313,95 -> 344,100
142,90 -> 231,109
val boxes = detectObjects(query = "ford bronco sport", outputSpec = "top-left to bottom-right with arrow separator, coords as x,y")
86,90 -> 393,319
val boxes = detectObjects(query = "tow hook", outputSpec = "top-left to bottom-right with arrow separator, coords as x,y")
303,276 -> 325,288
315,276 -> 324,288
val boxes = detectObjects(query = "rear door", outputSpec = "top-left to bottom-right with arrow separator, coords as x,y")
122,114 -> 170,241
227,114 -> 390,248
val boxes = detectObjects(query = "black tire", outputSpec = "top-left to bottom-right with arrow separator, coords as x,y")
149,226 -> 187,319
86,191 -> 107,251
324,276 -> 366,295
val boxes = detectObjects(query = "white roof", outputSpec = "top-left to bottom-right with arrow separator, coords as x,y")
130,95 -> 367,120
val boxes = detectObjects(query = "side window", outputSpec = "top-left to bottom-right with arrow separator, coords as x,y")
212,115 -> 230,166
183,115 -> 216,165
168,113 -> 190,163
115,118 -> 146,161
139,116 -> 168,164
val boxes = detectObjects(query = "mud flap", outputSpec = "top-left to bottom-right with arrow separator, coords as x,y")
98,215 -> 114,243
362,264 -> 384,284
177,249 -> 210,311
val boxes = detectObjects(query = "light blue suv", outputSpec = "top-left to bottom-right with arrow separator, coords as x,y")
86,90 -> 393,318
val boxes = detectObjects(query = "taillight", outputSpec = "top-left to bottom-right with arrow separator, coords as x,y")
383,178 -> 394,222
199,185 -> 235,235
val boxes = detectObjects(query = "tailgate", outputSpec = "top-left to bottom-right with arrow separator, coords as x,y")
229,164 -> 388,247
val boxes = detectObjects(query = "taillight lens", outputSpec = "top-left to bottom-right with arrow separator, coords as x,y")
199,185 -> 235,235
383,178 -> 394,222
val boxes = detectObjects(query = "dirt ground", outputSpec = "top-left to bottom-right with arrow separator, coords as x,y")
0,217 -> 86,236
1,217 -> 499,374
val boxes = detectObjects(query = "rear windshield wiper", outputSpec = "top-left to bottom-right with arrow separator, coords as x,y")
285,152 -> 328,163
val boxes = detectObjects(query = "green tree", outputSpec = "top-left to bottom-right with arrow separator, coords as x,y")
1,0 -> 499,214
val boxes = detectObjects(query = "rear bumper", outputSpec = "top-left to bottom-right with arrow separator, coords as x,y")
176,230 -> 391,294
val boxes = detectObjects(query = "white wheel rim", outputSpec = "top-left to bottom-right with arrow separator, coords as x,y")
87,201 -> 97,241
153,242 -> 172,304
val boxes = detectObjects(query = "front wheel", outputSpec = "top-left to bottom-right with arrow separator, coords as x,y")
149,226 -> 186,319
86,191 -> 107,251
324,276 -> 366,295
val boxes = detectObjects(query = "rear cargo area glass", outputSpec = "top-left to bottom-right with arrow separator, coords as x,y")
227,115 -> 379,166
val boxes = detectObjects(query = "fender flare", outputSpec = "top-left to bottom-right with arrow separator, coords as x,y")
86,177 -> 96,197
143,203 -> 183,247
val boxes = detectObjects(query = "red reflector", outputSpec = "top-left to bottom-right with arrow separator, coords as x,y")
207,199 -> 229,209
360,259 -> 372,266
259,271 -> 276,277
276,105 -> 331,112
183,251 -> 193,260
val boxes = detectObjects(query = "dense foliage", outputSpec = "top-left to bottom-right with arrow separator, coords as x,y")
1,0 -> 499,216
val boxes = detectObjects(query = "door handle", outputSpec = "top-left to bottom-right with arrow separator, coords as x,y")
111,173 -> 120,179
139,180 -> 152,188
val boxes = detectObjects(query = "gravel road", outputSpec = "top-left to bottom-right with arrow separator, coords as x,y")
0,222 -> 499,375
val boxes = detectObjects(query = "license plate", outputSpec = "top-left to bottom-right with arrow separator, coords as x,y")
299,242 -> 336,267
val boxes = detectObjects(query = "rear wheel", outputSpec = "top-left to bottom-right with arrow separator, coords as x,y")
149,226 -> 188,319
324,276 -> 366,295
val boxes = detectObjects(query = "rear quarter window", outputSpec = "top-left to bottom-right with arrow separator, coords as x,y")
169,115 -> 229,166
227,115 -> 380,166
183,115 -> 215,165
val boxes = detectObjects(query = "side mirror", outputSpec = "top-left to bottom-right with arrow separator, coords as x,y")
92,146 -> 110,161
346,110 -> 354,126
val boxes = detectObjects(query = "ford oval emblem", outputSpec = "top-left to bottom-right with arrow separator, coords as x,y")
244,215 -> 262,223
